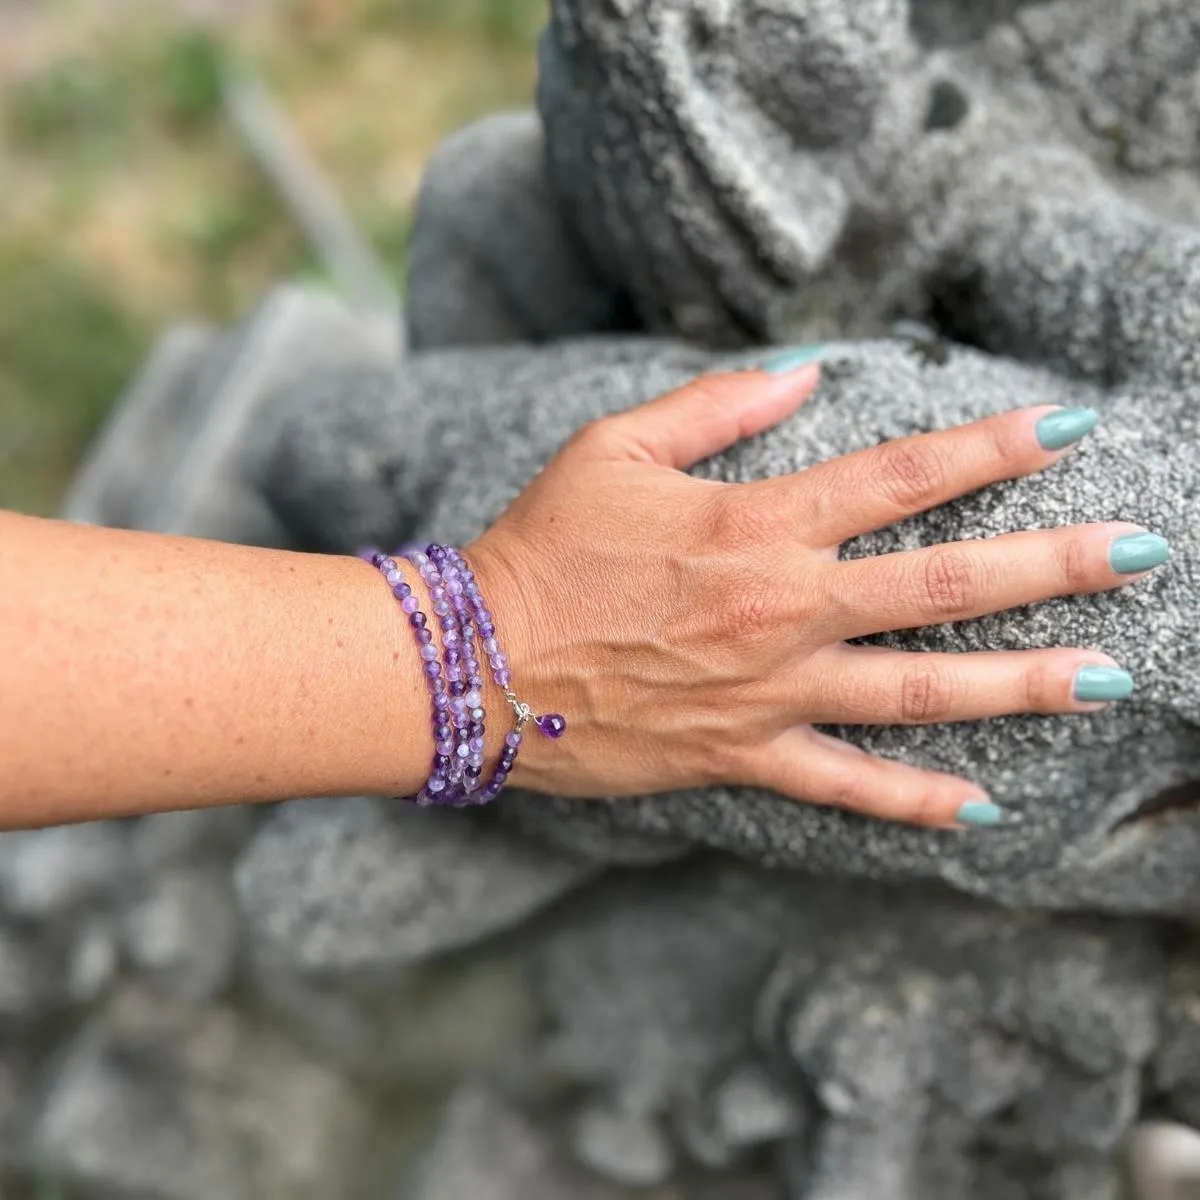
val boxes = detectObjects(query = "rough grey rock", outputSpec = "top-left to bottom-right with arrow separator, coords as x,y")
32,986 -> 371,1200
529,0 -> 1200,348
400,1079 -> 779,1200
400,1081 -> 623,1200
122,869 -> 239,1002
534,861 -> 1175,1197
0,823 -> 128,920
129,807 -> 256,873
406,112 -> 633,352
235,797 -> 597,977
248,948 -> 535,1086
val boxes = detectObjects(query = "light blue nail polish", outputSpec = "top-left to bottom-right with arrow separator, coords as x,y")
1108,532 -> 1171,575
957,799 -> 1004,827
762,345 -> 827,374
1073,666 -> 1135,703
1035,407 -> 1099,451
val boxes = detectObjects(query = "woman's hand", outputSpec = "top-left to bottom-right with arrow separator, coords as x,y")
469,364 -> 1169,829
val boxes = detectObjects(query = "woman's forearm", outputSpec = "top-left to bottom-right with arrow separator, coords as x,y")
0,511 -> 433,827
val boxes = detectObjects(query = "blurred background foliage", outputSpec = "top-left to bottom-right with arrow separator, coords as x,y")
0,0 -> 544,513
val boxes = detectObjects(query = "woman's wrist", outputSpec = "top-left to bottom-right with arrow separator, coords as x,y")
461,534 -> 559,794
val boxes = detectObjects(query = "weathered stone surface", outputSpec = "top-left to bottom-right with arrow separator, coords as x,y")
122,869 -> 240,1002
530,0 -> 1200,348
406,111 -> 633,352
32,987 -> 371,1200
0,824 -> 128,920
235,797 -> 597,977
535,862 -> 1173,1197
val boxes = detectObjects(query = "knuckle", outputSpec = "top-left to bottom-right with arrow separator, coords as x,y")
713,576 -> 784,642
898,664 -> 956,723
1022,659 -> 1057,712
907,787 -> 946,827
1054,534 -> 1095,593
704,490 -> 779,553
878,438 -> 950,511
823,773 -> 874,814
568,415 -> 624,458
980,414 -> 1028,476
920,546 -> 979,617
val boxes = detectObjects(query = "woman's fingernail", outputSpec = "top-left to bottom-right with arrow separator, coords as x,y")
762,345 -> 826,374
1035,407 -> 1099,451
957,799 -> 1005,828
1109,532 -> 1171,575
1073,665 -> 1135,703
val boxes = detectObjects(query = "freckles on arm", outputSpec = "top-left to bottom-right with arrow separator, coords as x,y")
0,511 -> 432,829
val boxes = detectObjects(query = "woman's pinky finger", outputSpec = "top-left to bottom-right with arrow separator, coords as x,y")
754,726 -> 1008,830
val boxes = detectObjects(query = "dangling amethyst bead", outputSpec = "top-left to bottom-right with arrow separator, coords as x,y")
536,713 -> 568,739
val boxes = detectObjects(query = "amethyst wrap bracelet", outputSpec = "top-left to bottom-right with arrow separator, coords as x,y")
360,543 -> 566,807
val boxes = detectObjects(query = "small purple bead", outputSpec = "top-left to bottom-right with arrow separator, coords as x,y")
505,731 -> 522,749
420,644 -> 439,662
450,681 -> 467,697
468,737 -> 486,753
410,612 -> 427,629
496,669 -> 512,688
427,777 -> 447,794
470,707 -> 485,722
423,661 -> 441,678
456,743 -> 471,759
435,724 -> 452,742
482,637 -> 499,656
431,586 -> 447,602
464,689 -> 482,709
536,713 -> 568,739
444,630 -> 461,647
445,649 -> 461,666
433,600 -> 451,617
417,628 -> 434,645
468,674 -> 483,690
385,569 -> 403,586
446,666 -> 462,683
434,693 -> 450,710
392,583 -> 411,600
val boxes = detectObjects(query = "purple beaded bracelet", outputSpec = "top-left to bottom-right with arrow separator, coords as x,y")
361,543 -> 566,808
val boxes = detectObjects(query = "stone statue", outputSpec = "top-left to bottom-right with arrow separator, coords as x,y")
11,1 -> 1200,1198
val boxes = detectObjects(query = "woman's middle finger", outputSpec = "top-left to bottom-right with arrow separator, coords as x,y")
824,523 -> 1169,640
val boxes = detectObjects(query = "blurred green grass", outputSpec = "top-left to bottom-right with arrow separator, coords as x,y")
0,0 -> 543,514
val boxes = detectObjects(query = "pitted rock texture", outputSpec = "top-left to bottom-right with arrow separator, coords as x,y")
525,0 -> 1200,347
396,866 -> 1200,1200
